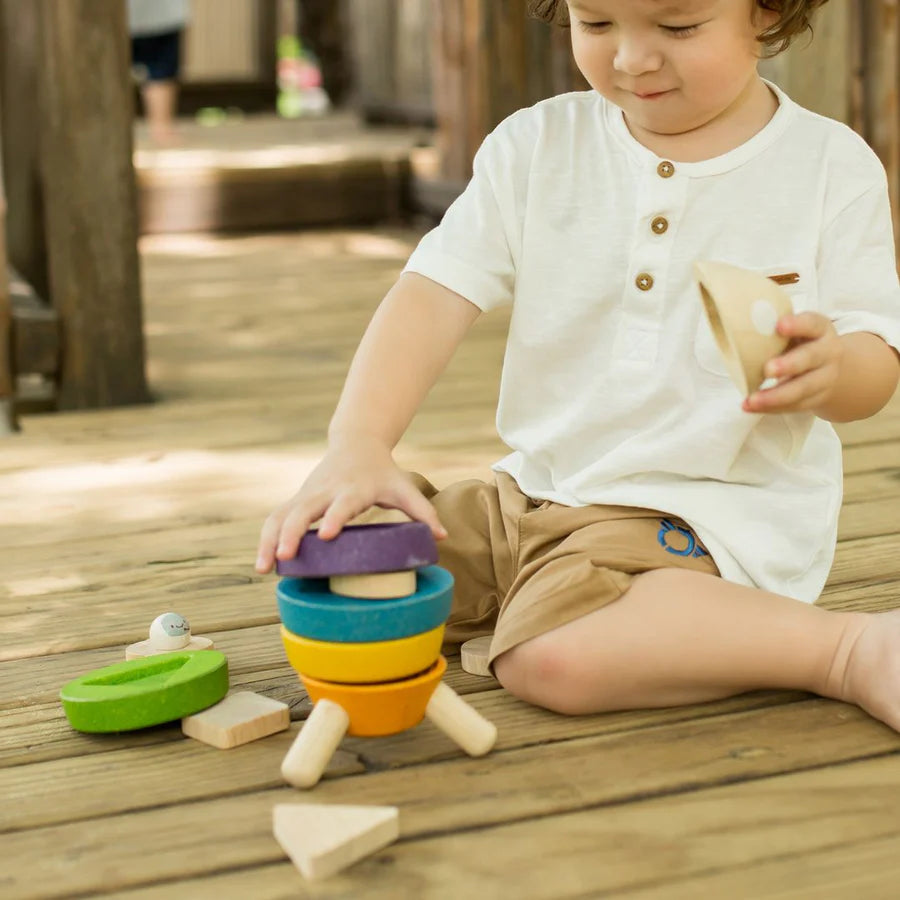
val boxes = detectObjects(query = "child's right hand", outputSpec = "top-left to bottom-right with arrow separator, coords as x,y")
255,435 -> 447,574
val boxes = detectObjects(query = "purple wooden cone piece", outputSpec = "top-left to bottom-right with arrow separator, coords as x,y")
275,522 -> 438,578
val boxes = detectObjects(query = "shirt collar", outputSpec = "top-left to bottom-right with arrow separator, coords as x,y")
603,78 -> 797,177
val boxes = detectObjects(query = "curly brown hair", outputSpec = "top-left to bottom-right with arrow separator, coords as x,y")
527,0 -> 831,56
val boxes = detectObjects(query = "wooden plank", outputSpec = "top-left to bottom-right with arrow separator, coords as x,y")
1,526 -> 897,664
2,700 -> 898,896
182,0 -> 260,83
75,829 -> 900,900
38,0 -> 149,409
0,655 -> 497,765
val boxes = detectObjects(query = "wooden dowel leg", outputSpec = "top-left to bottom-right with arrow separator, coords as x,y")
281,698 -> 350,789
424,681 -> 497,757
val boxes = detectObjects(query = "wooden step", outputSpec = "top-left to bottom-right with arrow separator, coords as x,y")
133,111 -> 432,235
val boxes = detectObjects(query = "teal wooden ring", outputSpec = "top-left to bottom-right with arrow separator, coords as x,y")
277,564 -> 453,642
60,651 -> 229,733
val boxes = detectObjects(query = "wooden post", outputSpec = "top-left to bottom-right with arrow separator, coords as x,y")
38,0 -> 149,409
0,110 -> 16,433
431,1 -> 586,184
867,1 -> 900,254
0,0 -> 48,300
757,1 -> 852,124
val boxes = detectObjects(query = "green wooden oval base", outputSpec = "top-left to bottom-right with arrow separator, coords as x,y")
60,651 -> 229,733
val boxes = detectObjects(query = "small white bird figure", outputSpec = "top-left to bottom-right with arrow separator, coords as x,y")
148,613 -> 192,650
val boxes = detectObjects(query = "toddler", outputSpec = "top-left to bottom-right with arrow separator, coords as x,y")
257,0 -> 900,731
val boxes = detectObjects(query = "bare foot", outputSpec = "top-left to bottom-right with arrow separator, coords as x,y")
832,610 -> 900,732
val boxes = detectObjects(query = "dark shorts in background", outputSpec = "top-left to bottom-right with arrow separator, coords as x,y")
131,30 -> 182,81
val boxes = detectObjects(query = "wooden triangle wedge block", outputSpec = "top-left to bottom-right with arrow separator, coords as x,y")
273,803 -> 399,881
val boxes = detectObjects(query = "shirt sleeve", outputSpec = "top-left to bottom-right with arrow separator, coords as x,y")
403,124 -> 521,312
817,177 -> 900,354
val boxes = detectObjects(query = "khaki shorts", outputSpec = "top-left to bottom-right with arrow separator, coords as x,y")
411,472 -> 721,669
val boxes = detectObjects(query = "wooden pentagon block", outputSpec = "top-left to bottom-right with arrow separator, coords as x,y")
181,691 -> 290,749
275,522 -> 437,578
126,635 -> 214,660
328,569 -> 416,599
460,635 -> 493,677
273,803 -> 399,881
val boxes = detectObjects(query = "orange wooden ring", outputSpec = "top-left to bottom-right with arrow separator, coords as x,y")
300,656 -> 447,737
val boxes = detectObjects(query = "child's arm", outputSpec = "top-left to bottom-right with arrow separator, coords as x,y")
255,272 -> 481,573
743,313 -> 899,421
809,331 -> 899,422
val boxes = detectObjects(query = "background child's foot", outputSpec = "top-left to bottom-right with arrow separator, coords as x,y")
834,610 -> 900,732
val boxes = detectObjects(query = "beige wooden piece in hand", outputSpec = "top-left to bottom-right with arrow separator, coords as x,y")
273,802 -> 399,881
694,260 -> 794,396
460,635 -> 493,677
329,569 -> 416,599
181,691 -> 290,749
425,681 -> 497,756
281,698 -> 350,788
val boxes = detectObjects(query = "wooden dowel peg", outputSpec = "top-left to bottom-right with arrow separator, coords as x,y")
329,570 -> 417,599
281,698 -> 350,789
424,681 -> 497,757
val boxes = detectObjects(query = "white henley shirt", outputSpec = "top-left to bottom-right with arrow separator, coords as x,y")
404,82 -> 900,603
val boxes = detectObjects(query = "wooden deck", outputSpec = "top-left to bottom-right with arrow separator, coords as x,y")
3,226 -> 900,898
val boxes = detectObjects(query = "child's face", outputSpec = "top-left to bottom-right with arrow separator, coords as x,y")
566,0 -> 779,137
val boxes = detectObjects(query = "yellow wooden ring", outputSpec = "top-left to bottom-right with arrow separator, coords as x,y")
280,624 -> 444,684
302,656 -> 447,736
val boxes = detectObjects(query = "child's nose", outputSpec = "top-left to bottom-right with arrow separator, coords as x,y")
613,38 -> 663,77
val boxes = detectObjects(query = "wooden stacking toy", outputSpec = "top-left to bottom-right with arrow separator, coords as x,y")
275,522 -> 498,788
693,261 -> 794,396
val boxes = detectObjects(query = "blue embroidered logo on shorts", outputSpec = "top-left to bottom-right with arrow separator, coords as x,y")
657,518 -> 709,558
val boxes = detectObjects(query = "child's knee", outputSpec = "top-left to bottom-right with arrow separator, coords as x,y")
493,633 -> 591,716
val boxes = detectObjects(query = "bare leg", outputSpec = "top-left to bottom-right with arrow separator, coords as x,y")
493,568 -> 896,728
141,80 -> 179,145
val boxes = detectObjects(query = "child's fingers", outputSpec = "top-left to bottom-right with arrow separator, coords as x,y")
777,312 -> 829,340
399,484 -> 448,540
275,500 -> 328,560
745,366 -> 834,413
765,341 -> 822,380
256,512 -> 286,573
318,492 -> 371,540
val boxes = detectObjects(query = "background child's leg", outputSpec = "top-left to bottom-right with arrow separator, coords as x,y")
493,568 -> 893,725
141,80 -> 178,144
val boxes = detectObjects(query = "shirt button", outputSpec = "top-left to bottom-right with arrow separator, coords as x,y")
657,161 -> 675,178
636,273 -> 654,291
651,216 -> 669,235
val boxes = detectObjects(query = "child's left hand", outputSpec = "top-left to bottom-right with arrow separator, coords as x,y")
742,312 -> 843,415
